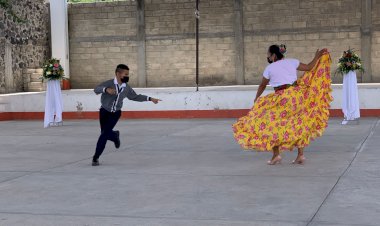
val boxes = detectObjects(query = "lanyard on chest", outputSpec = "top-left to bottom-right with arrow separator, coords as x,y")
115,84 -> 124,94
111,84 -> 125,112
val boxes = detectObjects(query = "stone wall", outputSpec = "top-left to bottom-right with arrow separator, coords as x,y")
0,0 -> 50,93
23,68 -> 46,92
0,38 -> 5,90
68,0 -> 380,89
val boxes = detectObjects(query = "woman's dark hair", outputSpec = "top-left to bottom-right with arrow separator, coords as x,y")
115,64 -> 129,73
268,45 -> 284,60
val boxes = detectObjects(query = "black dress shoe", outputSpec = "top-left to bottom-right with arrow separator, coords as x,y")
114,130 -> 120,149
92,160 -> 99,166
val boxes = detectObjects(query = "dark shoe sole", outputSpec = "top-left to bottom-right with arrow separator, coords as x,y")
114,130 -> 120,149
92,161 -> 99,166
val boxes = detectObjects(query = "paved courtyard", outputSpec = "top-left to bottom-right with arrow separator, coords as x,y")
0,118 -> 379,226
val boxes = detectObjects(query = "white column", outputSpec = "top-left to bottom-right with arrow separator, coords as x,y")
49,0 -> 70,78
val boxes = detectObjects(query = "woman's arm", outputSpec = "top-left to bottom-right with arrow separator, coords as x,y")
297,48 -> 328,71
254,77 -> 270,103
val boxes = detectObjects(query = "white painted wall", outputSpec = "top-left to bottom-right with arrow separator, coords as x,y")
0,84 -> 379,112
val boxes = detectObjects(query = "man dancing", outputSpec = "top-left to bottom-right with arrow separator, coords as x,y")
92,64 -> 161,166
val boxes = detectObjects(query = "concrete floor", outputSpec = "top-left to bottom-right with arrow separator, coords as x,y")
0,118 -> 379,226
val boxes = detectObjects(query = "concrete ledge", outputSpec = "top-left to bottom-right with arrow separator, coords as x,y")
1,109 -> 380,121
0,84 -> 380,120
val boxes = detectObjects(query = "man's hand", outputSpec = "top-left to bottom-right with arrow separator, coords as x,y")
106,88 -> 116,95
150,97 -> 161,104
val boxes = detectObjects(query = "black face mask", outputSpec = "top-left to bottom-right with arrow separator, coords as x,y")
121,76 -> 129,83
267,57 -> 273,64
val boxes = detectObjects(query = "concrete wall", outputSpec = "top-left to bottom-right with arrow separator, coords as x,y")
68,1 -> 138,89
0,0 -> 50,94
68,0 -> 380,89
1,85 -> 380,114
244,0 -> 363,84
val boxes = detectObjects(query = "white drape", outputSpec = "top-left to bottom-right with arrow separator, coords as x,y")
44,80 -> 63,128
342,71 -> 360,121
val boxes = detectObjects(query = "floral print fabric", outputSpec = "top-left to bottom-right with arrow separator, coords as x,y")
232,54 -> 333,152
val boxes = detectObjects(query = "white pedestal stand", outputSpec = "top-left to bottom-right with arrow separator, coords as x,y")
44,80 -> 63,128
342,71 -> 360,125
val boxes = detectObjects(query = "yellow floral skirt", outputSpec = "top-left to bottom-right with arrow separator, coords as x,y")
232,54 -> 333,152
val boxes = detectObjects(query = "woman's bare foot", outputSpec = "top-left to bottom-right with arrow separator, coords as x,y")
267,155 -> 282,165
292,155 -> 306,165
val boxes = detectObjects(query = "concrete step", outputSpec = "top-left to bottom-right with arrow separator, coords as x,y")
24,68 -> 36,74
35,68 -> 43,74
27,82 -> 45,92
31,73 -> 43,82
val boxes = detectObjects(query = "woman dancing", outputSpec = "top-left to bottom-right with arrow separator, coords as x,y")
233,45 -> 332,165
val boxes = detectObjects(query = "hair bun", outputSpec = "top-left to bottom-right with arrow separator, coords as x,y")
279,44 -> 286,54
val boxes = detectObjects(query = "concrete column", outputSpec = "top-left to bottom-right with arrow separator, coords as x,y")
234,0 -> 245,85
49,0 -> 70,78
361,0 -> 372,82
4,42 -> 14,93
136,0 -> 147,87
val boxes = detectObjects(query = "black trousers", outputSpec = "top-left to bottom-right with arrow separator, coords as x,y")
93,108 -> 121,161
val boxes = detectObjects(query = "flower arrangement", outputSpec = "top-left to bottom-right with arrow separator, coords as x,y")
42,58 -> 65,81
337,49 -> 364,74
